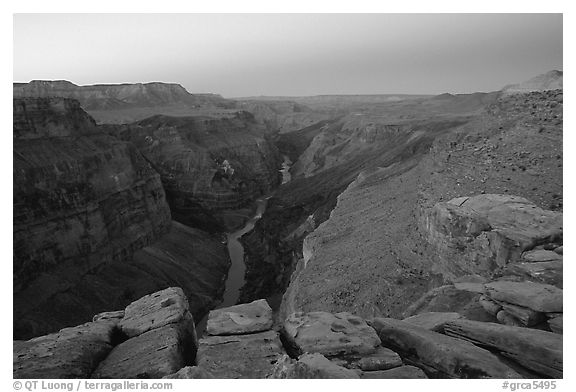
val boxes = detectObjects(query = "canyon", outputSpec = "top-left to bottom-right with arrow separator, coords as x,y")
13,70 -> 563,379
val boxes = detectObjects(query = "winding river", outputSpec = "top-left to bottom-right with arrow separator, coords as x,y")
196,156 -> 292,334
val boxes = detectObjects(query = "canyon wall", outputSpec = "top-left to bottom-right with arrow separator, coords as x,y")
108,112 -> 282,231
279,89 -> 563,320
13,80 -> 235,124
14,98 -> 229,339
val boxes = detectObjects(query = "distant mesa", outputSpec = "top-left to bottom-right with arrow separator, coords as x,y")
501,70 -> 563,95
13,80 -> 236,124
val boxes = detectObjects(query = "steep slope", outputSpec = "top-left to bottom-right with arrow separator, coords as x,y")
13,80 -> 235,124
108,112 -> 282,232
280,89 -> 562,320
290,92 -> 499,178
236,100 -> 332,134
13,98 -> 229,339
502,70 -> 563,95
240,116 -> 470,306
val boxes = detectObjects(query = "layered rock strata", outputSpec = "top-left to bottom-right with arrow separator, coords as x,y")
109,112 -> 281,231
14,98 -> 229,338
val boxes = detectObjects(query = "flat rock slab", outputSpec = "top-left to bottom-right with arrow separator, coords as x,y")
484,281 -> 563,313
197,330 -> 284,379
501,261 -> 563,288
444,319 -> 562,378
403,285 -> 480,318
93,315 -> 196,379
162,366 -> 213,379
283,311 -> 381,358
403,312 -> 464,332
500,302 -> 545,327
371,317 -> 521,379
269,353 -> 360,379
120,287 -> 190,338
14,320 -> 116,378
206,299 -> 273,336
522,250 -> 562,263
361,365 -> 428,379
354,346 -> 402,371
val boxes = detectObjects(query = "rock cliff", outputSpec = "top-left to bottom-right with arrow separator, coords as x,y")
278,89 -> 562,322
13,80 -> 235,124
108,112 -> 282,231
14,98 -> 229,339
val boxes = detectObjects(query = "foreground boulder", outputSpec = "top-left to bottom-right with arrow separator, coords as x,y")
500,261 -> 563,288
484,281 -> 562,313
403,285 -> 494,323
92,317 -> 196,378
268,353 -> 360,379
92,287 -> 198,378
403,312 -> 464,332
360,365 -> 428,379
197,330 -> 284,378
120,287 -> 192,338
206,299 -> 273,336
371,318 -> 521,378
423,194 -> 562,277
13,320 -> 117,378
444,319 -> 562,378
283,311 -> 381,358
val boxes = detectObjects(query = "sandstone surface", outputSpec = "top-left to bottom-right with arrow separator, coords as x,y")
484,281 -> 563,313
13,320 -> 117,379
268,353 -> 360,379
206,299 -> 273,336
371,317 -> 521,378
282,311 -> 381,358
444,319 -> 562,378
196,330 -> 284,378
360,365 -> 428,379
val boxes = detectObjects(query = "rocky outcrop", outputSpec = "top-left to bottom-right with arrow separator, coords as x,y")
93,288 -> 197,378
403,312 -> 465,332
14,98 -> 230,339
13,320 -> 118,379
18,292 -> 553,379
371,318 -> 521,378
268,353 -> 360,379
422,194 -> 562,278
360,365 -> 428,379
15,287 -> 198,379
282,311 -> 381,358
13,80 -> 234,124
119,287 -> 193,337
110,113 -> 281,231
194,300 -> 285,378
502,70 -> 563,95
93,319 -> 196,378
444,319 -> 562,378
197,330 -> 285,378
484,281 -> 562,313
206,299 -> 273,336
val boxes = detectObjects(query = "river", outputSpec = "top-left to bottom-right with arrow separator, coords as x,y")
196,155 -> 292,334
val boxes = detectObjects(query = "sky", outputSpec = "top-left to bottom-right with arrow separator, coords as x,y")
13,13 -> 562,97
